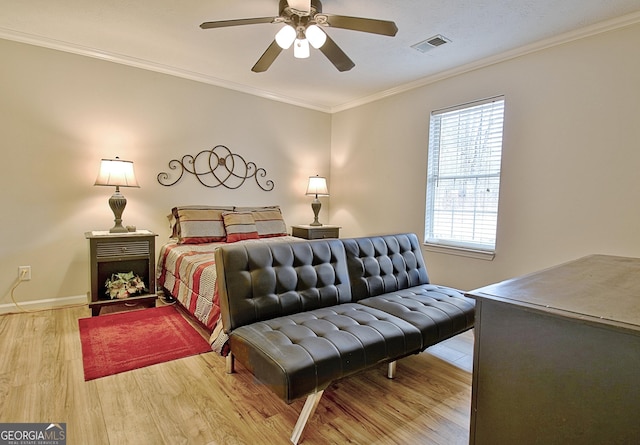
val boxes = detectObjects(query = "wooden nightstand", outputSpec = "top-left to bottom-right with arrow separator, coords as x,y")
85,230 -> 158,316
291,225 -> 340,240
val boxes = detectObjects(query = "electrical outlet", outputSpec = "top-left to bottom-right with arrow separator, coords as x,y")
19,266 -> 31,281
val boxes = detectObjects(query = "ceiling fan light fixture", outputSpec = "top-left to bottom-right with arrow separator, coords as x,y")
294,37 -> 310,58
305,24 -> 326,49
200,0 -> 398,72
275,24 -> 296,49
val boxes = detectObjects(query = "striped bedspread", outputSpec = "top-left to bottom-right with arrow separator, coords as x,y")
157,242 -> 223,331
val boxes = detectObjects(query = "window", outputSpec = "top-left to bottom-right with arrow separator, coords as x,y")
425,96 -> 505,257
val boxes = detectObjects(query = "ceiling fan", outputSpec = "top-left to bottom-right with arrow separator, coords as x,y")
200,0 -> 398,73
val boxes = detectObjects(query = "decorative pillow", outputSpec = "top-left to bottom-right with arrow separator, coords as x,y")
222,212 -> 259,243
252,208 -> 288,238
174,207 -> 230,244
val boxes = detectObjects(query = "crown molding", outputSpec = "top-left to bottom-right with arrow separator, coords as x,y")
0,27 -> 332,113
2,9 -> 639,115
330,10 -> 640,113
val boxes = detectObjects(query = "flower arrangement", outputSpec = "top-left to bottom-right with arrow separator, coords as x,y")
105,271 -> 146,299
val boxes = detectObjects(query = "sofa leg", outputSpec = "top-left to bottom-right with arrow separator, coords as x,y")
387,361 -> 397,379
225,353 -> 235,374
290,390 -> 324,445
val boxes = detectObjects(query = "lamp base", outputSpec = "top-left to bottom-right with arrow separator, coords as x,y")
109,224 -> 128,233
108,190 -> 128,233
310,198 -> 323,226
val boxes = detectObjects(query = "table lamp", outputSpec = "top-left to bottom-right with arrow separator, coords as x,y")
305,175 -> 329,226
94,157 -> 140,233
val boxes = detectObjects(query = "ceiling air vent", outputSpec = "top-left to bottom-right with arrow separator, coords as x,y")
411,34 -> 451,53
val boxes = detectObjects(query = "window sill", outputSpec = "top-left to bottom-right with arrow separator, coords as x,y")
423,243 -> 495,261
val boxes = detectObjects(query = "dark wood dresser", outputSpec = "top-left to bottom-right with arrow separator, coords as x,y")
467,254 -> 640,445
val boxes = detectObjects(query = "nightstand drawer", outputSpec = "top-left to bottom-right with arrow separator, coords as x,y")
291,225 -> 340,240
96,240 -> 150,259
306,227 -> 339,239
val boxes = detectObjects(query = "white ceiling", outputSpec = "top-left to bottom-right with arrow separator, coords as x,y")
2,0 -> 640,112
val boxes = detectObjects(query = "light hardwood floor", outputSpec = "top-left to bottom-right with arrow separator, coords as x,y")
0,304 -> 474,445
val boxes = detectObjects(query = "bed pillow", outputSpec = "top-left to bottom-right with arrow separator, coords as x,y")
168,212 -> 179,239
174,207 -> 229,244
170,206 -> 233,241
251,208 -> 288,238
222,212 -> 260,243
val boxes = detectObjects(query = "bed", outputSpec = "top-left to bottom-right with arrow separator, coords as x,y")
156,205 -> 299,352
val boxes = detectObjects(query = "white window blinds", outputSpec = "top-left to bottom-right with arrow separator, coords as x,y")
425,96 -> 505,253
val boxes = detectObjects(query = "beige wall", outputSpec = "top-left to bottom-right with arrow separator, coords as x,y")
1,39 -> 331,306
3,20 -> 639,306
330,22 -> 640,290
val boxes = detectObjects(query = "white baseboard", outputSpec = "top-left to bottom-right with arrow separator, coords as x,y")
0,294 -> 87,315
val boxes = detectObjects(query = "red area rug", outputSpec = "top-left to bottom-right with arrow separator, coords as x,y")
79,306 -> 211,381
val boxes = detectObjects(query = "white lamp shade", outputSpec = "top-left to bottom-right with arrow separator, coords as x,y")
306,176 -> 329,196
294,38 -> 310,59
306,24 -> 326,49
94,158 -> 139,188
275,25 -> 296,49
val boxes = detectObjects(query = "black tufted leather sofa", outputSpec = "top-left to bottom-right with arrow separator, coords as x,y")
214,233 -> 475,444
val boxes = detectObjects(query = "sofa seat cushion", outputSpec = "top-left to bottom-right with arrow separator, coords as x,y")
359,284 -> 475,349
229,303 -> 423,403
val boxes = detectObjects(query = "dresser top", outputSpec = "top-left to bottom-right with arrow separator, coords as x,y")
467,254 -> 640,331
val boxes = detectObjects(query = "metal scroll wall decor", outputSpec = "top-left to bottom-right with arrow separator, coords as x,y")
157,145 -> 274,191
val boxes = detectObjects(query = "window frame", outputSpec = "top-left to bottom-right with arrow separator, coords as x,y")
424,96 -> 505,260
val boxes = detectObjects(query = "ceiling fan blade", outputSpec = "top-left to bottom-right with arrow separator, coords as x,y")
252,41 -> 284,73
200,17 -> 276,29
323,15 -> 398,36
319,34 -> 355,72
